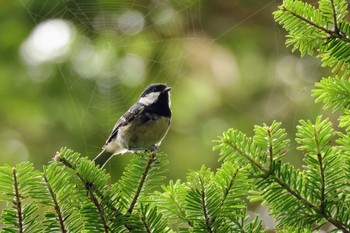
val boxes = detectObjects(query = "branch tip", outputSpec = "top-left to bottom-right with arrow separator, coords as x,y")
54,152 -> 61,162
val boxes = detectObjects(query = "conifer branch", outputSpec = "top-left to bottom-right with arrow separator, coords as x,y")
172,193 -> 193,227
281,6 -> 333,34
12,167 -> 23,233
325,216 -> 350,233
156,180 -> 194,228
225,140 -> 268,174
177,199 -> 193,227
199,176 -> 213,233
59,157 -> 110,233
42,172 -> 67,233
86,183 -> 110,233
140,215 -> 152,233
211,167 -> 240,227
266,173 -> 316,211
331,0 -> 340,33
223,127 -> 350,231
280,3 -> 350,42
222,167 -> 240,202
267,129 -> 274,172
317,151 -> 326,213
126,152 -> 157,215
268,162 -> 348,232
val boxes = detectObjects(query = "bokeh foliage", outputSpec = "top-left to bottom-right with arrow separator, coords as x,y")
0,0 -> 324,182
1,0 -> 350,231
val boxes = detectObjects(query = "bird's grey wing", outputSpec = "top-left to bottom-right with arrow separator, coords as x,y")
105,103 -> 144,144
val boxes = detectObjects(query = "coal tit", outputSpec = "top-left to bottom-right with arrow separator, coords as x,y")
94,83 -> 172,167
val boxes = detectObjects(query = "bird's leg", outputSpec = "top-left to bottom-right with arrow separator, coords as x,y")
132,145 -> 159,161
147,145 -> 160,163
148,145 -> 158,152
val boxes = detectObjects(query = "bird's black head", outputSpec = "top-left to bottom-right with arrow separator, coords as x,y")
138,83 -> 171,117
139,83 -> 170,98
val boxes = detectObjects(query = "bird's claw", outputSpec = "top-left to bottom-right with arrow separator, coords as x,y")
133,145 -> 159,160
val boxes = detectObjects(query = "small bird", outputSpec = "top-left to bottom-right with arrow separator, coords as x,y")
94,83 -> 172,168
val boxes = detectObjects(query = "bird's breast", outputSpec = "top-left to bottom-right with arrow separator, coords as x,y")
117,116 -> 170,149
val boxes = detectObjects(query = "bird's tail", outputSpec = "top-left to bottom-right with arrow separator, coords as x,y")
93,149 -> 114,168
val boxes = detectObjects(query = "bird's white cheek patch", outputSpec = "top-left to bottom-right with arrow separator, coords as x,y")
168,92 -> 171,107
139,92 -> 160,106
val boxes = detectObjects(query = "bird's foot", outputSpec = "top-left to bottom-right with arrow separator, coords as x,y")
148,145 -> 158,153
132,145 -> 159,161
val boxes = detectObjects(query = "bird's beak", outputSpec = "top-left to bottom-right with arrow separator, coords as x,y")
164,87 -> 171,92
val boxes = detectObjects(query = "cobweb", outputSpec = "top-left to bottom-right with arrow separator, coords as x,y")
17,0 -> 325,229
18,0 -> 325,171
19,0 -> 189,149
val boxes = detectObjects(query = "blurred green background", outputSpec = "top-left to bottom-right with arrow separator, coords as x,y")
1,0 -> 327,183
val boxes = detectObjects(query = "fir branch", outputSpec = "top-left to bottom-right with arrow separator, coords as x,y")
268,173 -> 317,211
87,183 -> 109,233
268,129 -> 274,170
281,6 -> 333,35
253,122 -> 290,166
126,152 -> 157,215
275,0 -> 350,63
316,151 -> 326,214
296,117 -> 349,231
306,119 -> 327,213
42,171 -> 67,233
12,167 -> 23,233
155,180 -> 193,227
270,159 -> 349,231
140,215 -> 152,233
224,138 -> 267,174
57,155 -> 110,232
138,204 -> 170,233
210,165 -> 241,230
218,121 -> 350,232
280,2 -> 350,41
221,166 -> 240,203
267,163 -> 349,231
313,76 -> 350,112
41,163 -> 83,232
339,111 -> 350,131
330,0 -> 340,33
199,176 -> 213,233
0,163 -> 42,232
324,215 -> 350,233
